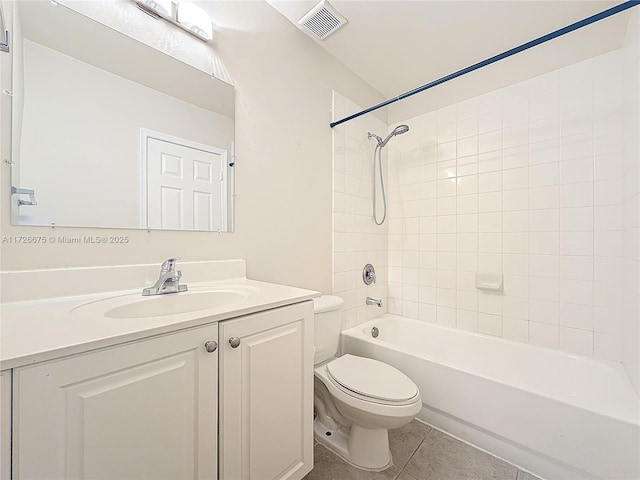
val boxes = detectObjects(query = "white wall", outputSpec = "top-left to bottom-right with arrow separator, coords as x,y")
332,91 -> 388,329
384,47 -> 628,361
621,8 -> 640,392
0,0 -> 384,293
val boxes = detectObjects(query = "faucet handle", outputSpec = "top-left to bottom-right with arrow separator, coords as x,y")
161,258 -> 178,273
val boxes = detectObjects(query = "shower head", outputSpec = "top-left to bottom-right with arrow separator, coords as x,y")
379,124 -> 409,147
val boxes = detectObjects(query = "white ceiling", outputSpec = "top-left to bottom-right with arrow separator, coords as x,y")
265,0 -> 630,102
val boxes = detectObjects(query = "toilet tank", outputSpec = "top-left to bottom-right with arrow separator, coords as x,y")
313,295 -> 344,365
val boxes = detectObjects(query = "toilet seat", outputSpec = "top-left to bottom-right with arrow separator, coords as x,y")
326,354 -> 419,406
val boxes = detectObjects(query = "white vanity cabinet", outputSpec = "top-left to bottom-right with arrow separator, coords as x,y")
12,324 -> 219,480
219,301 -> 314,480
9,300 -> 314,480
1,371 -> 10,480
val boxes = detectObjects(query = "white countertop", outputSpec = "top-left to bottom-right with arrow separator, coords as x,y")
1,276 -> 319,370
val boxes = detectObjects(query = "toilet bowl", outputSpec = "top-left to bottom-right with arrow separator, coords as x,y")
313,296 -> 421,471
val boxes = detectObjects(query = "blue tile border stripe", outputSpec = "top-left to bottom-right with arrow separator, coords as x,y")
330,1 -> 640,129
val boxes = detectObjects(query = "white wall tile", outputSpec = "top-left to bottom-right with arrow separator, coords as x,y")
503,295 -> 529,319
560,182 -> 594,208
530,163 -> 559,188
479,130 -> 502,153
559,255 -> 594,281
503,167 -> 529,191
478,192 -> 502,212
479,171 -> 502,193
530,93 -> 559,121
529,322 -> 559,348
458,116 -> 479,139
479,110 -> 502,133
438,178 -> 457,197
530,209 -> 559,232
503,125 -> 529,149
478,313 -> 502,336
501,212 -> 527,233
595,180 -> 622,206
529,255 -> 559,278
529,299 -> 559,325
560,207 -> 593,232
560,232 -> 593,256
594,332 -> 621,361
376,49 -> 626,363
437,197 -> 457,215
530,117 -> 560,143
457,194 -> 478,214
457,309 -> 478,331
478,292 -> 502,315
503,233 -> 529,254
559,327 -> 593,356
595,205 -> 622,230
530,139 -> 559,165
503,101 -> 528,127
503,190 -> 529,211
437,306 -> 456,326
458,136 -> 478,157
503,146 -> 529,170
529,186 -> 559,209
561,157 -> 594,184
560,279 -> 594,305
530,232 -> 559,255
502,317 -> 529,342
503,254 -> 529,275
559,302 -> 594,330
561,133 -> 594,161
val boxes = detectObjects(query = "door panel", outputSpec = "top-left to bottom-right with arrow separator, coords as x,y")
146,136 -> 226,231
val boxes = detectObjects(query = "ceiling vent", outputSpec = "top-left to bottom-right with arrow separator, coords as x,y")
297,0 -> 347,41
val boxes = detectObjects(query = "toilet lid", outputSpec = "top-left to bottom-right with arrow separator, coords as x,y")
326,354 -> 418,403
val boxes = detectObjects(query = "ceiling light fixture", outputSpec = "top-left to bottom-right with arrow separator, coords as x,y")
176,2 -> 213,42
134,0 -> 212,42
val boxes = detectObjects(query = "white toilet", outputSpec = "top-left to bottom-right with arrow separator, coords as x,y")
313,295 -> 422,471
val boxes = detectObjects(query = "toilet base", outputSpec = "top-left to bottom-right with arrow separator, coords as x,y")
313,414 -> 392,471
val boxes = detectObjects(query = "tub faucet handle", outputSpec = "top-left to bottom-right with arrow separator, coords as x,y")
363,264 -> 376,285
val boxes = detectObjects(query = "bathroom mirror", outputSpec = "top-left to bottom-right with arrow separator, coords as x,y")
7,1 -> 235,232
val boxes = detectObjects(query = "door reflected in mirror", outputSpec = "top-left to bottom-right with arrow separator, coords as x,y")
7,1 -> 235,231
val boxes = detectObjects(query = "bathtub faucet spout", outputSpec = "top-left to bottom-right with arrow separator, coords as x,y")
366,296 -> 383,307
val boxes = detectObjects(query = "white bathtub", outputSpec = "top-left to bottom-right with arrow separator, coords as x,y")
341,314 -> 640,480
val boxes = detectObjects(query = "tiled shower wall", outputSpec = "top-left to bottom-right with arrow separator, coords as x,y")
621,9 -> 639,392
386,48 -> 629,361
332,92 -> 388,329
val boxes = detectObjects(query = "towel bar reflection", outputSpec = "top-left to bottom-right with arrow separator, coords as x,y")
11,186 -> 37,206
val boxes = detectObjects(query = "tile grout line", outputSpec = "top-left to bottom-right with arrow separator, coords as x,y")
395,426 -> 432,479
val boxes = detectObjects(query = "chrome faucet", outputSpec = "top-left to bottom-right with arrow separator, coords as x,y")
366,296 -> 383,307
142,258 -> 188,296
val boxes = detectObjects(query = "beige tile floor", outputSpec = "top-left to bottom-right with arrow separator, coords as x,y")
304,420 -> 543,480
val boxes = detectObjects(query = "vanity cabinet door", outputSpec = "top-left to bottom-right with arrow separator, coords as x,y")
219,301 -> 314,480
0,371 -> 10,480
13,325 -> 219,480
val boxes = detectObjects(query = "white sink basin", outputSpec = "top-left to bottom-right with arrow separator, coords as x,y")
105,291 -> 246,318
71,286 -> 256,319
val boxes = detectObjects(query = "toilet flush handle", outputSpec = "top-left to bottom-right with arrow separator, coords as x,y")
229,337 -> 241,348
